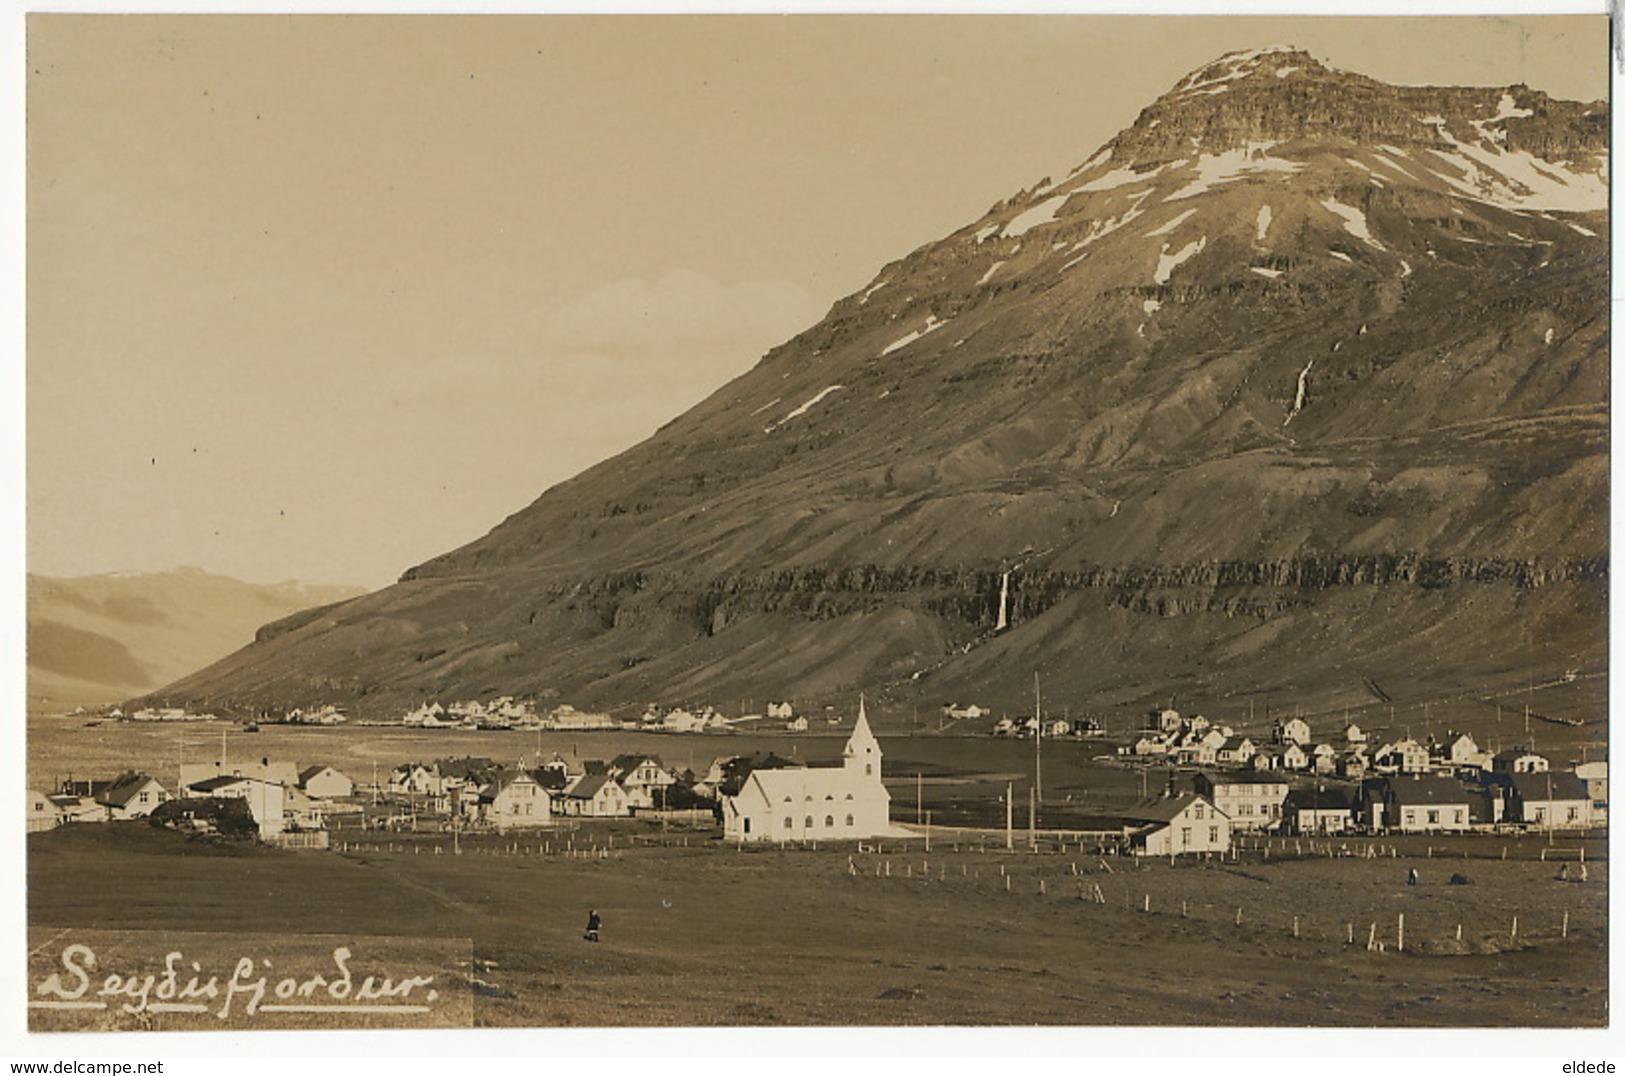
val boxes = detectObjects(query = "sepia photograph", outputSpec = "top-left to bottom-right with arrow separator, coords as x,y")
14,2 -> 1614,1055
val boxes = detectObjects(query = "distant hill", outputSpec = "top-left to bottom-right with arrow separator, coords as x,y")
27,568 -> 366,713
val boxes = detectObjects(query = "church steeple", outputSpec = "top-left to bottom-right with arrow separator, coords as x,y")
844,694 -> 882,778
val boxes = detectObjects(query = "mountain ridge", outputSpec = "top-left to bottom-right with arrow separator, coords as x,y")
141,49 -> 1608,722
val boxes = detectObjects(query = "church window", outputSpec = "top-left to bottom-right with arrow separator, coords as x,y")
804,816 -> 813,828
866,764 -> 873,776
825,815 -> 834,827
846,814 -> 854,826
784,817 -> 793,830
845,793 -> 854,800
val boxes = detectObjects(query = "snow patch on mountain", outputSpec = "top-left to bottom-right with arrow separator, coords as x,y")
978,261 -> 1006,286
1167,143 -> 1307,201
1256,205 -> 1273,241
1250,266 -> 1283,278
1320,198 -> 1381,247
766,385 -> 844,432
1146,208 -> 1199,237
1154,237 -> 1206,285
881,315 -> 948,357
1003,193 -> 1072,239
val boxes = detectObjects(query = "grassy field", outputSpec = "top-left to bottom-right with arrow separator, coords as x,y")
27,821 -> 1606,1029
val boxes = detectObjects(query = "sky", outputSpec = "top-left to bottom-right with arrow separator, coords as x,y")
24,9 -> 1611,590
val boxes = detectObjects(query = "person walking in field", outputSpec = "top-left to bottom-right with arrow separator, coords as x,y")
585,909 -> 602,942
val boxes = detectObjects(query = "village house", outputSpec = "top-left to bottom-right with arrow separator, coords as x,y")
766,701 -> 795,720
1131,734 -> 1169,757
1373,739 -> 1430,775
944,703 -> 987,720
1337,750 -> 1370,780
389,762 -> 439,797
180,759 -> 300,790
1279,743 -> 1309,771
1274,716 -> 1311,746
1574,760 -> 1607,822
477,770 -> 551,829
187,775 -> 289,836
1151,708 -> 1183,734
1510,771 -> 1594,830
1491,747 -> 1550,775
607,755 -> 678,809
1345,723 -> 1367,745
48,787 -> 108,824
1191,773 -> 1289,832
27,789 -> 62,832
1442,732 -> 1489,770
555,773 -> 631,817
97,773 -> 169,819
1283,786 -> 1354,835
1250,749 -> 1281,772
1309,743 -> 1338,776
1216,736 -> 1256,767
786,715 -> 810,732
723,698 -> 891,842
1361,775 -> 1473,833
297,765 -> 355,800
1123,794 -> 1231,857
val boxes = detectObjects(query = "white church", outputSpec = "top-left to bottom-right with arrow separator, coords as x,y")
723,698 -> 891,842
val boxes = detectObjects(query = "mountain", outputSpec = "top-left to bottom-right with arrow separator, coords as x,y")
27,568 -> 367,713
146,49 -> 1608,726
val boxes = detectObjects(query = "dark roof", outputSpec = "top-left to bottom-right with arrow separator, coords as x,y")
435,757 -> 499,780
561,773 -> 614,799
59,779 -> 112,798
582,760 -> 609,776
1494,747 -> 1547,762
609,754 -> 663,774
1121,793 -> 1210,825
1510,771 -> 1590,801
189,775 -> 254,792
298,765 -> 334,783
530,767 -> 570,790
99,772 -> 161,808
1382,775 -> 1473,805
1284,787 -> 1352,812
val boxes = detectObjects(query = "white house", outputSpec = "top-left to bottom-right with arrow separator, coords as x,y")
1363,776 -> 1473,833
1492,748 -> 1550,775
1511,772 -> 1594,829
1276,717 -> 1312,746
1345,723 -> 1367,745
1279,743 -> 1309,771
97,773 -> 169,820
181,759 -> 299,790
1192,773 -> 1289,832
723,698 -> 891,842
1446,733 -> 1488,769
1575,760 -> 1607,822
478,771 -> 551,829
298,765 -> 355,800
188,775 -> 288,836
766,701 -> 795,720
555,774 -> 631,817
608,755 -> 678,809
1124,794 -> 1231,856
27,789 -> 62,832
1374,739 -> 1430,775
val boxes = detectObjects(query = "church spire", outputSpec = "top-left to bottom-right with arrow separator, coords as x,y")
844,693 -> 882,774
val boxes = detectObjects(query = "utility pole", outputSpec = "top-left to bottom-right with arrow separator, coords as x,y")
1034,671 -> 1044,803
1028,784 -> 1037,852
917,772 -> 923,827
1005,781 -> 1014,851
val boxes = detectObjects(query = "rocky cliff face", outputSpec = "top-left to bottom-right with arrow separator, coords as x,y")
147,49 -> 1608,723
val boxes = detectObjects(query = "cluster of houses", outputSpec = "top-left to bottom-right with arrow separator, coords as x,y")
386,751 -> 685,828
26,759 -> 357,841
1118,759 -> 1607,858
990,714 -> 1105,738
395,698 -> 816,733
